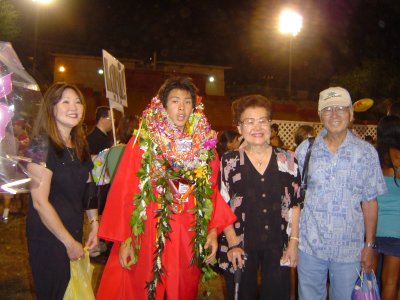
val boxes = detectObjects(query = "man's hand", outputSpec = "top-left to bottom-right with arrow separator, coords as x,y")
119,241 -> 135,269
361,246 -> 375,272
205,228 -> 218,264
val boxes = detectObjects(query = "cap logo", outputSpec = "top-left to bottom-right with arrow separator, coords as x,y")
323,91 -> 342,101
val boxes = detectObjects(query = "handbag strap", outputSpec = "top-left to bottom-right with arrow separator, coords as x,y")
301,137 -> 315,191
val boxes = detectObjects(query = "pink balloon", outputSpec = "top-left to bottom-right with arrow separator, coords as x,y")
0,73 -> 12,98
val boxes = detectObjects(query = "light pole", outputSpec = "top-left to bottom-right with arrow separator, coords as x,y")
278,9 -> 302,100
32,0 -> 52,76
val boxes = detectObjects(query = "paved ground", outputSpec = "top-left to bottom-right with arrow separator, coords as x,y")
0,199 -> 226,300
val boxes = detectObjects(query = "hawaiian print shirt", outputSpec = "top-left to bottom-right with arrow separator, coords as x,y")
296,129 -> 387,262
218,147 -> 303,273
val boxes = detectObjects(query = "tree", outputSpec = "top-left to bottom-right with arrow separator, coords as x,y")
0,0 -> 20,41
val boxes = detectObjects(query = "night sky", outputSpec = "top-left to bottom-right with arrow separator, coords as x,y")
9,0 -> 400,99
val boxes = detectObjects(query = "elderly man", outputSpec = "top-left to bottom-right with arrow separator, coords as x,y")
295,87 -> 387,300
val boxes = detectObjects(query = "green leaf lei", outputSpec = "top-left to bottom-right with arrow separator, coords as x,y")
128,97 -> 218,299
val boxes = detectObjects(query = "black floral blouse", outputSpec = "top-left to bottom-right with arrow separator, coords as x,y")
218,147 -> 303,273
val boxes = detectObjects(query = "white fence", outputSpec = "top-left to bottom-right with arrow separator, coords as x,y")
273,120 -> 377,149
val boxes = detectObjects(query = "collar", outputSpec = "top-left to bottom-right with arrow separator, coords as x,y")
315,128 -> 356,151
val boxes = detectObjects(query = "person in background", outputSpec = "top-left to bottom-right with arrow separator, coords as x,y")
116,115 -> 139,145
96,77 -> 243,300
13,119 -> 30,155
387,102 -> 400,117
216,129 -> 241,158
270,123 -> 284,148
293,125 -> 315,150
374,115 -> 400,300
25,83 -> 99,299
1,127 -> 18,223
86,106 -> 113,257
106,115 -> 139,182
295,87 -> 387,300
86,106 -> 112,156
364,135 -> 375,146
219,94 -> 303,300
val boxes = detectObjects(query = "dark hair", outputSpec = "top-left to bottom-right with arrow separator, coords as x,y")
294,125 -> 315,147
231,94 -> 272,126
271,123 -> 279,132
216,130 -> 240,158
95,106 -> 110,123
32,82 -> 89,161
376,115 -> 400,185
387,102 -> 400,117
117,115 -> 139,144
157,77 -> 198,108
364,135 -> 375,144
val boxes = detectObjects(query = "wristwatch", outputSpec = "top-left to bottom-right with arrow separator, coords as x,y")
365,242 -> 377,249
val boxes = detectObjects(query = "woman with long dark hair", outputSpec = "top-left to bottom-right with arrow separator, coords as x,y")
375,115 -> 400,300
26,83 -> 98,299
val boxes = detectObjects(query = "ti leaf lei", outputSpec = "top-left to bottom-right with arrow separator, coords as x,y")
128,97 -> 218,299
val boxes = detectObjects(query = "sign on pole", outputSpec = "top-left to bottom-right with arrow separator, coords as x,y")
102,50 -> 128,145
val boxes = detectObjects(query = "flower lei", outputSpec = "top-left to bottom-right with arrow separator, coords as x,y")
128,97 -> 218,299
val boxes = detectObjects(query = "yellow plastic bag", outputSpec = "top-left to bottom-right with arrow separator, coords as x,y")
63,249 -> 95,300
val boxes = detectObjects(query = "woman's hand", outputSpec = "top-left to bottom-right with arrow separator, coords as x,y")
119,240 -> 135,269
281,239 -> 298,267
65,239 -> 84,261
227,246 -> 245,271
85,221 -> 99,250
205,228 -> 218,264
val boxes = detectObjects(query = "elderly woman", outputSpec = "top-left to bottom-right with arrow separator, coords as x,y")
218,94 -> 303,300
96,77 -> 242,300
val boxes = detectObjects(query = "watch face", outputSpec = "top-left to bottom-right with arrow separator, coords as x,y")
367,242 -> 377,249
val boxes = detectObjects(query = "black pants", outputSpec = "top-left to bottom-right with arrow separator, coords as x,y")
224,248 -> 291,300
28,239 -> 70,300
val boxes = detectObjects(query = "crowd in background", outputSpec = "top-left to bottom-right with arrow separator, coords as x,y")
1,78 -> 399,300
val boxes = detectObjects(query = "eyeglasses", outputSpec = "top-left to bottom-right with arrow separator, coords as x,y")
320,106 -> 350,116
240,117 -> 271,127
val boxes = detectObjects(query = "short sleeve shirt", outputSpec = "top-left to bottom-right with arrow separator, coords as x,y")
295,129 -> 387,262
87,127 -> 112,155
218,147 -> 303,273
26,136 -> 93,242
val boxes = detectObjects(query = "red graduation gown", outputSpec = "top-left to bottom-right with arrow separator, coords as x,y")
96,137 -> 236,300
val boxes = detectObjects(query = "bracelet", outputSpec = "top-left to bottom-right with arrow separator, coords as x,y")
228,241 -> 243,252
89,217 -> 99,224
290,236 -> 299,241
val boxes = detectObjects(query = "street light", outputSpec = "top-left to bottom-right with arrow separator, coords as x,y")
279,9 -> 302,100
32,0 -> 53,76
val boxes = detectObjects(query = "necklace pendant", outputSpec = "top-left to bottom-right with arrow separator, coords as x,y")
66,148 -> 75,161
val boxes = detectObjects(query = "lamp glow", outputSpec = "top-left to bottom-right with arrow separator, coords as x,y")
58,65 -> 65,72
278,9 -> 303,37
32,0 -> 53,4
